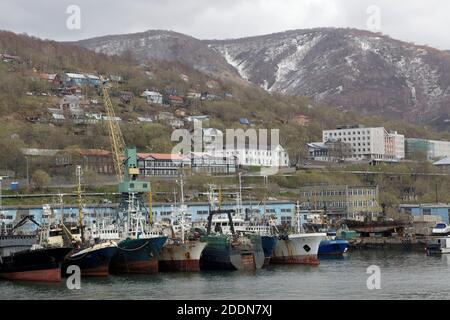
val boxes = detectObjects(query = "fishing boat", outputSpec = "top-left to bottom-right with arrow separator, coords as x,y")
200,208 -> 265,271
61,167 -> 118,277
271,203 -> 326,265
0,246 -> 72,282
109,193 -> 167,274
158,176 -> 207,272
0,215 -> 71,282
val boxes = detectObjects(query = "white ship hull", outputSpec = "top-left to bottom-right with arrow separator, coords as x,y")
271,233 -> 326,265
159,240 -> 207,272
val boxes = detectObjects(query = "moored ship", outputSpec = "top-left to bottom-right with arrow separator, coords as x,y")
0,215 -> 72,282
271,233 -> 325,265
159,239 -> 207,272
271,203 -> 326,265
0,246 -> 72,282
158,175 -> 207,272
63,241 -> 118,277
199,209 -> 265,271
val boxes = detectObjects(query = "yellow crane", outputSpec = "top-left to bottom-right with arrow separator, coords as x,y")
100,78 -> 125,183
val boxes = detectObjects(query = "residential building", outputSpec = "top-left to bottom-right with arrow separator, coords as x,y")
239,118 -> 251,126
185,115 -> 210,124
119,91 -> 134,104
293,114 -> 311,126
63,73 -> 88,87
322,125 -> 405,162
168,95 -> 184,107
86,74 -> 101,87
433,157 -> 450,172
143,90 -> 163,105
137,117 -> 153,123
299,185 -> 381,220
405,138 -> 450,160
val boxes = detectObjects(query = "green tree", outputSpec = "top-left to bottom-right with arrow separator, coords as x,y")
32,169 -> 51,190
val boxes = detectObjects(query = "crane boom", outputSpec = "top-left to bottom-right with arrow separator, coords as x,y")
101,80 -> 125,182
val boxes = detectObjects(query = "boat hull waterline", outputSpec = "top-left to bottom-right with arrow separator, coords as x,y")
0,247 -> 72,282
271,233 -> 325,266
110,237 -> 167,274
159,240 -> 207,272
62,241 -> 118,277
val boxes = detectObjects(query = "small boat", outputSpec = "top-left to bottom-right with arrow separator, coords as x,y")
426,237 -> 450,255
319,239 -> 349,256
432,223 -> 450,236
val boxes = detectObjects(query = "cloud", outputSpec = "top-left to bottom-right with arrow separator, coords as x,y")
0,0 -> 449,49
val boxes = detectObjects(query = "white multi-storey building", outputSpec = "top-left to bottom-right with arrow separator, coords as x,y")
322,125 -> 405,162
221,145 -> 290,168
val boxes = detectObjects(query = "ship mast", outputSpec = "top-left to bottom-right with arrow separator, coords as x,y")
76,165 -> 84,241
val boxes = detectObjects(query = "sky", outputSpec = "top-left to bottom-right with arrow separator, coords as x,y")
0,0 -> 449,49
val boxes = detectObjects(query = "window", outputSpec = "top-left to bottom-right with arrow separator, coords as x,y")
423,209 -> 431,216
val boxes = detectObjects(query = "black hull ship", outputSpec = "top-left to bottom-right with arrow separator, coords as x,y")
0,246 -> 72,282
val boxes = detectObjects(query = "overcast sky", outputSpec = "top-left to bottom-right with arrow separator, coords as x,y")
1,0 -> 449,49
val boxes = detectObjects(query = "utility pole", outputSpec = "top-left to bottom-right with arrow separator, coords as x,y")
26,156 -> 29,190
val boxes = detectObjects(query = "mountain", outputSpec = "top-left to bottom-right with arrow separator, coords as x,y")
75,28 -> 450,126
207,28 -> 450,125
75,30 -> 242,83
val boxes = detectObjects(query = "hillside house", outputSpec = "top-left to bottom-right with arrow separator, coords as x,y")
187,91 -> 201,99
137,117 -> 153,123
293,114 -> 311,126
0,54 -> 21,63
119,91 -> 134,104
63,73 -> 88,87
185,115 -> 210,124
168,95 -> 184,107
143,91 -> 163,105
38,73 -> 58,84
86,74 -> 101,87
239,118 -> 251,125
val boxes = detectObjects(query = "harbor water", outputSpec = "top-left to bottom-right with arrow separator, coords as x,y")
2,249 -> 450,300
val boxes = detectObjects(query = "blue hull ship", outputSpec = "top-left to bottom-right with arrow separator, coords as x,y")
261,235 -> 278,265
110,237 -> 167,274
63,241 -> 118,277
319,239 -> 349,256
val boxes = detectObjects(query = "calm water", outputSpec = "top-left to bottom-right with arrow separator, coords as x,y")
2,250 -> 450,300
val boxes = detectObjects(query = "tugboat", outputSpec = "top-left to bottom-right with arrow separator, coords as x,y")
159,175 -> 207,272
271,203 -> 326,265
62,166 -> 118,277
0,215 -> 71,282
